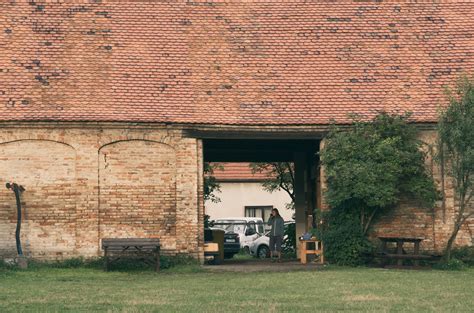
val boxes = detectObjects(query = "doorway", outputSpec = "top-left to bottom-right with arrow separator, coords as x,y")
203,139 -> 321,263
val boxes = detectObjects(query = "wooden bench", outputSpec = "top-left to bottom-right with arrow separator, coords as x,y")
101,238 -> 161,272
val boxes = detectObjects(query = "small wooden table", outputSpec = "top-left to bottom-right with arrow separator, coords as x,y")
378,236 -> 428,267
102,238 -> 161,272
299,239 -> 324,265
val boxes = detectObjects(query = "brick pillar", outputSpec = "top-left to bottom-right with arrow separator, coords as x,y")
74,142 -> 101,257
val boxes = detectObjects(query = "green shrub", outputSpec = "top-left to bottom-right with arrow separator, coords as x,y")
434,258 -> 466,271
159,254 -> 198,269
451,246 -> 474,267
283,222 -> 296,255
4,255 -> 200,272
60,257 -> 85,268
319,209 -> 374,266
0,259 -> 17,271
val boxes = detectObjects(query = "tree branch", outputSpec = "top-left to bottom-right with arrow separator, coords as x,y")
363,208 -> 378,235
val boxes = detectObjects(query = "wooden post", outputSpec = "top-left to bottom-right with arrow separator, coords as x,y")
381,240 -> 388,267
320,241 -> 324,264
294,152 -> 307,259
155,248 -> 161,272
300,241 -> 307,264
414,241 -> 420,267
104,247 -> 109,271
397,240 -> 403,267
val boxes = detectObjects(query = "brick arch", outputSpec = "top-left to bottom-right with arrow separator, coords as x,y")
98,139 -> 175,153
98,140 -> 177,250
0,139 -> 77,259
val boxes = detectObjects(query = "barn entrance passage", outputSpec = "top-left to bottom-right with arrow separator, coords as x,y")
203,139 -> 321,265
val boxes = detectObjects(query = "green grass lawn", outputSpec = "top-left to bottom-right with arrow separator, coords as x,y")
1,266 -> 473,312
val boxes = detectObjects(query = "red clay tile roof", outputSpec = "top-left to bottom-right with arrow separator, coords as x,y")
1,1 -> 473,125
211,163 -> 272,181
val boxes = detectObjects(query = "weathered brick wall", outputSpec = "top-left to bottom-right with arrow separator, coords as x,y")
1,124 -> 471,261
0,140 -> 77,259
98,140 -> 177,247
0,124 -> 202,260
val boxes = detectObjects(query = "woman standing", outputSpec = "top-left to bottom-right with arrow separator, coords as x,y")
267,208 -> 285,262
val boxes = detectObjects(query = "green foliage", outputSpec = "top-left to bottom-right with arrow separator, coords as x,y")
7,255 -> 199,272
27,257 -> 98,269
437,75 -> 474,260
318,209 -> 374,266
159,255 -> 199,270
98,254 -> 199,271
433,258 -> 467,271
451,246 -> 474,267
320,112 -> 438,235
204,162 -> 222,203
0,259 -> 17,272
282,222 -> 296,257
204,214 -> 215,228
250,162 -> 295,210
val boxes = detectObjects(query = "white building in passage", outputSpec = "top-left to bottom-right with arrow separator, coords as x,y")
205,163 -> 294,222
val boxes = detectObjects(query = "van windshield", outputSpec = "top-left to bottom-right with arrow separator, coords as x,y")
213,221 -> 265,234
213,221 -> 246,233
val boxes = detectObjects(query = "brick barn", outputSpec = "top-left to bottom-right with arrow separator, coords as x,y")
1,1 -> 473,261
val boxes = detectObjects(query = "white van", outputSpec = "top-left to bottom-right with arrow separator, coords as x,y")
212,217 -> 265,252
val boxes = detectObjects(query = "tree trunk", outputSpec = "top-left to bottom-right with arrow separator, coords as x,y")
363,209 -> 378,235
443,201 -> 470,261
444,221 -> 462,261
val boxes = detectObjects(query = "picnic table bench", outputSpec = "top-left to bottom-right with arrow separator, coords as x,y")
377,236 -> 430,268
101,238 -> 161,272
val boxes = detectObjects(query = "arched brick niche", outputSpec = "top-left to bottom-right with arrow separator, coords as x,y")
98,140 -> 177,250
0,140 -> 77,259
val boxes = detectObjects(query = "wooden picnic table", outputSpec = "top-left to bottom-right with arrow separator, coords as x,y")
101,238 -> 161,272
378,236 -> 429,267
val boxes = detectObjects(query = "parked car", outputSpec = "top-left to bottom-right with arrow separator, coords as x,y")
212,217 -> 265,252
222,231 -> 240,259
249,221 -> 295,258
204,228 -> 241,262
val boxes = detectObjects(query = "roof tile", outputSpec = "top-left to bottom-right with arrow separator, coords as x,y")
0,1 -> 473,125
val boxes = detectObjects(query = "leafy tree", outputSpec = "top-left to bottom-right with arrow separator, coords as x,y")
438,76 -> 474,261
249,162 -> 295,210
204,162 -> 222,203
320,112 -> 438,235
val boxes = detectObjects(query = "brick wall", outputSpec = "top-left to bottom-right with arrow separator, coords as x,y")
0,124 -> 471,260
0,124 -> 202,260
0,140 -> 77,259
98,140 -> 177,247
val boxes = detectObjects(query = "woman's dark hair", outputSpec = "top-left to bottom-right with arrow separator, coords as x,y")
272,208 -> 281,217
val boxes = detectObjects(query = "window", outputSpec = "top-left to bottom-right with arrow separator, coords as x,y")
245,206 -> 273,222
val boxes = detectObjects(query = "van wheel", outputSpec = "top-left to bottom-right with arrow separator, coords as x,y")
244,246 -> 250,254
257,245 -> 270,259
